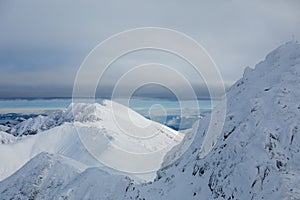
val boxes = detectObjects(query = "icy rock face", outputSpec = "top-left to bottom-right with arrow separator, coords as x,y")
125,42 -> 300,199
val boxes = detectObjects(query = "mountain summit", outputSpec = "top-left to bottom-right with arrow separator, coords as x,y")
0,100 -> 182,182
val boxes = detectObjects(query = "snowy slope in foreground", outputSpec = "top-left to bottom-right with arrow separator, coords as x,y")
0,100 -> 182,182
0,152 -> 129,200
125,41 -> 300,199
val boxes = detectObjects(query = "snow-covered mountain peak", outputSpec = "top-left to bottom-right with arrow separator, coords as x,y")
64,102 -> 102,122
241,41 -> 300,85
125,42 -> 300,199
10,100 -> 179,137
0,100 -> 183,182
1,42 -> 299,199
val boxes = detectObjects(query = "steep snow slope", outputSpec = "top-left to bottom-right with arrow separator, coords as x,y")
125,41 -> 300,199
0,153 -> 130,200
56,167 -> 129,200
0,153 -> 85,200
0,124 -> 104,181
0,100 -> 182,182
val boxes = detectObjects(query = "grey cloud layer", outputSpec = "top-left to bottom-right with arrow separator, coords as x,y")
0,0 -> 299,98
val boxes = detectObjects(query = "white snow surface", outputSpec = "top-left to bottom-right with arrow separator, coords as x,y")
0,100 -> 183,182
0,131 -> 17,144
1,41 -> 300,200
125,41 -> 300,200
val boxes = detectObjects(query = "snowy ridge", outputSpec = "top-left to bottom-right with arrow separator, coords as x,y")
0,153 -> 85,200
0,100 -> 182,182
9,100 -> 180,137
56,167 -> 129,200
0,152 -> 130,200
9,103 -> 102,136
125,41 -> 300,199
0,131 -> 17,144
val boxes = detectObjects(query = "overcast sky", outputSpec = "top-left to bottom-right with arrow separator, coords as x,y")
0,0 -> 299,98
